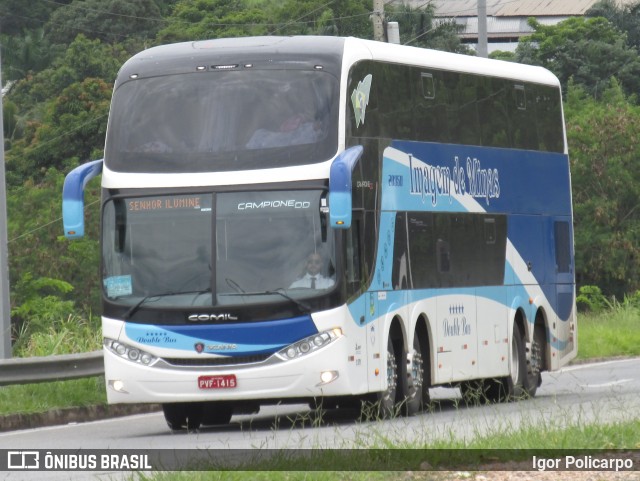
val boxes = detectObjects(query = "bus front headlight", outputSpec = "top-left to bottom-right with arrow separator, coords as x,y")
275,328 -> 342,361
104,338 -> 158,367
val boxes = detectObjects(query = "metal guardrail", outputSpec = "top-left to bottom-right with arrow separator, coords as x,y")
0,350 -> 104,386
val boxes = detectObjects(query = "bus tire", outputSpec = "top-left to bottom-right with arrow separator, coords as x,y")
525,323 -> 545,397
377,336 -> 399,418
404,334 -> 427,415
162,402 -> 204,431
201,401 -> 233,426
503,323 -> 527,400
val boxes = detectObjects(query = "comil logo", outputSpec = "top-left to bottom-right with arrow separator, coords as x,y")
188,313 -> 238,322
8,451 -> 40,470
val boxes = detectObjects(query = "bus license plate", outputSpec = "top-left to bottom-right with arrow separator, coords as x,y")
198,375 -> 237,389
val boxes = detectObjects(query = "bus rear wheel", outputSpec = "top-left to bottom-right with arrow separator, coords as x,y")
503,323 -> 527,400
376,336 -> 399,418
525,323 -> 545,397
404,334 -> 428,415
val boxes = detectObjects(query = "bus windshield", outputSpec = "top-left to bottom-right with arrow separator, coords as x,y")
104,69 -> 339,173
102,190 -> 336,311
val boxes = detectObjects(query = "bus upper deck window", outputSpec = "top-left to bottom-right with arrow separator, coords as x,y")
484,218 -> 497,245
421,73 -> 435,100
515,84 -> 526,110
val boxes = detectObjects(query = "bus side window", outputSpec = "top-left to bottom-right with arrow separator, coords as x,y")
484,217 -> 497,244
421,72 -> 435,99
392,213 -> 409,290
554,221 -> 571,273
437,239 -> 451,274
345,215 -> 363,296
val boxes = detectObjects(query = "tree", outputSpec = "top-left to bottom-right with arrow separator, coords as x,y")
0,0 -> 61,36
7,77 -> 111,184
565,79 -> 640,296
45,0 -> 165,45
8,35 -> 126,133
516,17 -> 640,99
0,29 -> 61,82
587,0 -> 640,50
386,3 -> 472,54
270,0 -> 371,38
156,0 -> 271,42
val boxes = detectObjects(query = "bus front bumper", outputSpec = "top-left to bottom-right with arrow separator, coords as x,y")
103,335 -> 364,404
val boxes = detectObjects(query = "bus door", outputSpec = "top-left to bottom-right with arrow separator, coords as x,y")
552,217 -> 577,365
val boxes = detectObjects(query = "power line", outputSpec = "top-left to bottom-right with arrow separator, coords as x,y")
37,0 -> 169,23
31,0 -> 375,29
8,199 -> 100,244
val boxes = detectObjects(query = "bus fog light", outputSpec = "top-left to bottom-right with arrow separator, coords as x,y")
319,370 -> 339,385
109,380 -> 128,393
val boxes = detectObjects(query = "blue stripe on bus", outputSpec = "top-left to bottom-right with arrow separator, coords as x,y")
124,315 -> 318,356
385,140 -> 571,216
374,141 -> 574,325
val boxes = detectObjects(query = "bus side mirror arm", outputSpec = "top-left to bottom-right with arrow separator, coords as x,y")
328,146 -> 363,229
62,159 -> 104,239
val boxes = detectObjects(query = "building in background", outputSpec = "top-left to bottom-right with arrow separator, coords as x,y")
394,0 -> 635,53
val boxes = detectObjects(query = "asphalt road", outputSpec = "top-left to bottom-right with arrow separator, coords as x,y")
1,358 -> 639,480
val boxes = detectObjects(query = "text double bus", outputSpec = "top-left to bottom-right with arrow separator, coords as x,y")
63,36 -> 577,430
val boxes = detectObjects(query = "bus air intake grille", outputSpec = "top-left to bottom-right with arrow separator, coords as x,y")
162,354 -> 271,367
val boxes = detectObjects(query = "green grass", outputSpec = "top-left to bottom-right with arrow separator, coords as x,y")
0,377 -> 106,416
576,305 -> 640,360
134,419 -> 640,477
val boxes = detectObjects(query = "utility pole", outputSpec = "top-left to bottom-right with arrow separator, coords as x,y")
477,0 -> 488,57
372,0 -> 385,42
0,45 -> 11,359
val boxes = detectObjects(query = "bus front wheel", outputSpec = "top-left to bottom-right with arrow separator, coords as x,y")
201,401 -> 234,426
162,402 -> 203,431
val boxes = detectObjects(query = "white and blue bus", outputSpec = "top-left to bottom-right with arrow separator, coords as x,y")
63,36 -> 577,430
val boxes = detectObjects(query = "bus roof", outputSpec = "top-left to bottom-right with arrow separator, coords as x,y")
345,37 -> 560,87
116,36 -> 346,86
116,36 -> 559,89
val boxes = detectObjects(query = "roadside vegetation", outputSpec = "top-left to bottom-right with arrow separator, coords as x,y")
137,419 -> 640,477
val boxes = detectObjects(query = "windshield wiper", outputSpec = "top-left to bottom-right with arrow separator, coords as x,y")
123,288 -> 212,321
224,288 -> 311,313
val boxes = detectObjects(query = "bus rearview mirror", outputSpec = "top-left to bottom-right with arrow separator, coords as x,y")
62,159 -> 104,239
329,146 -> 363,229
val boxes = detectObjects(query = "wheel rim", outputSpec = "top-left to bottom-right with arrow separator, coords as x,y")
410,346 -> 423,396
384,348 -> 397,402
510,334 -> 520,384
530,335 -> 542,378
